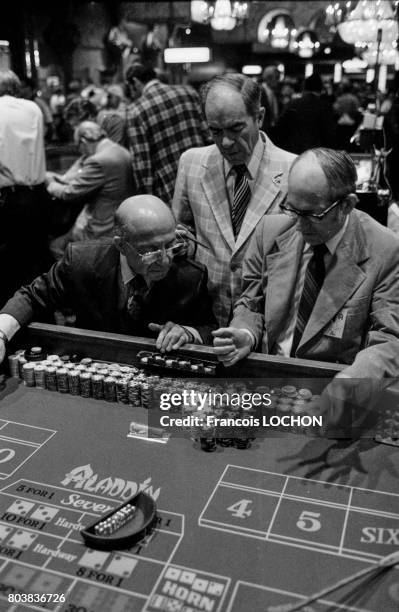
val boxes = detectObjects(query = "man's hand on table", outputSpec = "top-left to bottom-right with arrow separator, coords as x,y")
212,328 -> 253,367
319,372 -> 380,438
149,322 -> 192,353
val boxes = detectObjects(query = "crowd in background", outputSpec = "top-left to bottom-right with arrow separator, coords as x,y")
1,64 -> 399,309
20,70 -> 397,150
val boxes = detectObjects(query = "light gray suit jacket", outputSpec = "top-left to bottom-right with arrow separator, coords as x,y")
50,138 -> 133,239
231,211 -> 399,378
172,133 -> 296,325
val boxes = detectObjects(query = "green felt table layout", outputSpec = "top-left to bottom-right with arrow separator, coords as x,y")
0,324 -> 398,612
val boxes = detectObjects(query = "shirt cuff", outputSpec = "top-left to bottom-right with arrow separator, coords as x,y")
239,328 -> 256,350
182,326 -> 203,345
0,314 -> 21,342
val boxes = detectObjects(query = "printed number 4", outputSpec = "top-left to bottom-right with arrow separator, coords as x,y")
296,510 -> 321,532
227,499 -> 253,519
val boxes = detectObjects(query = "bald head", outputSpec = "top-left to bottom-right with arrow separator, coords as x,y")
114,195 -> 177,281
76,121 -> 104,142
115,195 -> 175,242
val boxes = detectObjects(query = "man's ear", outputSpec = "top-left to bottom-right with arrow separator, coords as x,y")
343,193 -> 358,213
258,106 -> 265,127
113,235 -> 125,254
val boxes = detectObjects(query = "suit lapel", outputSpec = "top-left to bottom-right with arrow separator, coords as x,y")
235,137 -> 284,252
95,249 -> 121,329
298,213 -> 368,351
265,226 -> 304,350
201,149 -> 235,251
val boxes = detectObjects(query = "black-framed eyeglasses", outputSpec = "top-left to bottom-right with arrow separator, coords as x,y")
279,198 -> 344,222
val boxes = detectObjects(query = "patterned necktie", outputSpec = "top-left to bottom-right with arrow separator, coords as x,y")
290,244 -> 328,357
232,164 -> 251,238
126,275 -> 147,321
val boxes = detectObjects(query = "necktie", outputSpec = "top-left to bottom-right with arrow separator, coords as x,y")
126,275 -> 147,321
232,164 -> 251,238
291,244 -> 328,357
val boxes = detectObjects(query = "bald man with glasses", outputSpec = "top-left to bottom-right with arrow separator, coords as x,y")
213,148 -> 399,382
0,196 -> 216,361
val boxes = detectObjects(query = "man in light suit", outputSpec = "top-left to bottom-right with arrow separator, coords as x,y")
172,73 -> 295,326
214,148 -> 399,391
46,121 -> 133,258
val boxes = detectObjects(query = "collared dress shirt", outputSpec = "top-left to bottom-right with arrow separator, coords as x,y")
0,95 -> 45,187
223,136 -> 264,218
241,216 -> 349,356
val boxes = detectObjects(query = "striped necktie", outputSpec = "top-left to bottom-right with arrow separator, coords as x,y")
291,244 -> 328,357
232,164 -> 251,238
127,275 -> 147,321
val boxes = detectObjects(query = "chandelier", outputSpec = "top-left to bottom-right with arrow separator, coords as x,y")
257,10 -> 296,49
331,0 -> 399,46
191,1 -> 249,31
293,30 -> 320,58
362,40 -> 399,65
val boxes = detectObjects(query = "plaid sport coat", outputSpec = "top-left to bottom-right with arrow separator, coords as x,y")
126,81 -> 211,206
172,133 -> 296,326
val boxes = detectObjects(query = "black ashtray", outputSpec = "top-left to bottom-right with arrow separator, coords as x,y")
24,346 -> 47,362
80,491 -> 157,551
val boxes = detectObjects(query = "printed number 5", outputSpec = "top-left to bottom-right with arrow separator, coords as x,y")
296,510 -> 321,532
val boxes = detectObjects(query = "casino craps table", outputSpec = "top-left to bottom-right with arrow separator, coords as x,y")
0,324 -> 398,612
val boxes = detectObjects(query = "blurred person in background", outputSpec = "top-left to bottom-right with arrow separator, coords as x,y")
0,70 -> 49,304
126,62 -> 211,206
20,77 -> 53,141
384,76 -> 399,201
62,97 -> 98,142
260,65 -> 280,135
333,79 -> 363,151
273,73 -> 337,154
46,121 -> 133,259
97,84 -> 127,147
65,80 -> 82,105
279,81 -> 295,113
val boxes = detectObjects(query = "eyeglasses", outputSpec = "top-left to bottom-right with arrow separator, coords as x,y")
279,198 -> 344,222
126,239 -> 187,265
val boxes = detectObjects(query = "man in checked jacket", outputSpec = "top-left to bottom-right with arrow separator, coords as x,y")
126,63 -> 211,206
172,73 -> 295,326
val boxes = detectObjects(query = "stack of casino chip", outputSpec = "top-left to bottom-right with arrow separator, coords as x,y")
140,382 -> 151,408
92,374 -> 104,400
128,380 -> 141,406
8,350 -> 24,378
34,364 -> 47,389
94,503 -> 136,536
80,358 -> 93,368
25,346 -> 47,363
22,362 -> 36,387
18,354 -> 28,377
56,368 -> 69,393
79,372 -> 92,398
45,366 -> 58,391
68,370 -> 80,395
104,376 -> 116,402
116,378 -> 129,404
